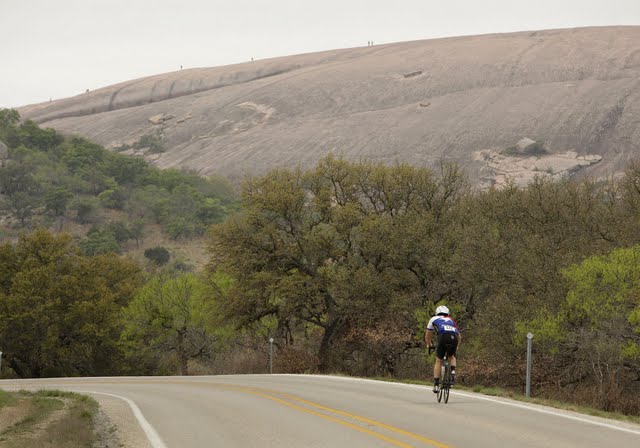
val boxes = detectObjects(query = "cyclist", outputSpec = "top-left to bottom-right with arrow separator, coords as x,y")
425,305 -> 461,393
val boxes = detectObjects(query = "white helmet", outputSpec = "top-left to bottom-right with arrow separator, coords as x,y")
435,305 -> 449,316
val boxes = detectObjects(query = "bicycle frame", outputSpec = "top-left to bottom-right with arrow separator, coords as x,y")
429,345 -> 452,404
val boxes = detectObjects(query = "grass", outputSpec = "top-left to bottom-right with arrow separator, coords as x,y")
0,391 -> 18,409
0,389 -> 98,447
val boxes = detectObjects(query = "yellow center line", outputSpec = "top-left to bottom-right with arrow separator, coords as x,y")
1,378 -> 450,448
214,383 -> 449,448
221,385 -> 416,448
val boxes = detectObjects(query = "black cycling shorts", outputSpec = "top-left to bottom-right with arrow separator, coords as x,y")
436,332 -> 458,359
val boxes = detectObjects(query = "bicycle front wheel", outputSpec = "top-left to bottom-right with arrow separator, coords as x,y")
443,364 -> 451,404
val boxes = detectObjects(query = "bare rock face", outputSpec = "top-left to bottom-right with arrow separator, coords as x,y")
516,138 -> 538,152
148,113 -> 174,125
17,26 -> 640,185
475,138 -> 602,188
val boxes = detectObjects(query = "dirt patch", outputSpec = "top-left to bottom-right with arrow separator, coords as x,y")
0,391 -> 98,448
28,399 -> 69,440
0,400 -> 30,433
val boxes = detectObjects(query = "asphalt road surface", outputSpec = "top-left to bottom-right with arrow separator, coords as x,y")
1,375 -> 639,447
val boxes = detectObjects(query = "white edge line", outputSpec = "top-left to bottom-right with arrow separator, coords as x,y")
274,374 -> 640,436
74,390 -> 168,448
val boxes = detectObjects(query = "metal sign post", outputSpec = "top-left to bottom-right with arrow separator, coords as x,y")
526,333 -> 533,397
269,338 -> 274,374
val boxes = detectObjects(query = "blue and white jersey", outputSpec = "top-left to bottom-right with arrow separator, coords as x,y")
427,315 -> 459,335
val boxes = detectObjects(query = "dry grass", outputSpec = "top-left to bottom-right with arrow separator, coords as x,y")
0,390 -> 98,448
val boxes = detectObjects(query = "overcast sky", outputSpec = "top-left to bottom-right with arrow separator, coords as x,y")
1,0 -> 639,108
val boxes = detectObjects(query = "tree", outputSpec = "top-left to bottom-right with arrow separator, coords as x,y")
2,192 -> 38,227
208,155 -> 467,371
44,187 -> 73,218
0,229 -> 142,377
71,197 -> 100,224
0,109 -> 20,144
105,221 -> 131,244
80,228 -> 122,256
556,247 -> 640,411
121,273 -> 216,375
61,137 -> 107,174
129,219 -> 145,248
14,120 -> 63,152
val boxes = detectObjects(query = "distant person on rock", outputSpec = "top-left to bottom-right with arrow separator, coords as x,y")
425,305 -> 461,393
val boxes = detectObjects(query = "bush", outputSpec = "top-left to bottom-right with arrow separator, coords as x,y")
98,187 -> 127,210
105,221 -> 131,244
71,197 -> 100,224
166,217 -> 197,239
134,133 -> 164,154
80,229 -> 121,255
144,246 -> 171,266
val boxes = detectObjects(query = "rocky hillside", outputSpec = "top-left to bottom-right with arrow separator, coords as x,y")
18,26 -> 640,186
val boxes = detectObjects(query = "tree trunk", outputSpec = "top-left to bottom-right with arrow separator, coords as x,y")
177,329 -> 188,375
318,315 -> 346,372
8,358 -> 26,378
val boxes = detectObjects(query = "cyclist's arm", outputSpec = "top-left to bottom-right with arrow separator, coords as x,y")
452,319 -> 462,347
425,316 -> 436,347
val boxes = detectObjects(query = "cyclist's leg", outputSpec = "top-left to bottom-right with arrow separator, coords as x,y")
447,336 -> 459,383
433,334 -> 448,392
433,356 -> 443,392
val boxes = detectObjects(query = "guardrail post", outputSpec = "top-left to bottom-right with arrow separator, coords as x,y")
526,332 -> 533,397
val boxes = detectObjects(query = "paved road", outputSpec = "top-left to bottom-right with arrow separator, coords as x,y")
1,375 -> 639,447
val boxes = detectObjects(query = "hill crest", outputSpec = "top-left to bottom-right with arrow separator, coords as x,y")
19,26 -> 640,185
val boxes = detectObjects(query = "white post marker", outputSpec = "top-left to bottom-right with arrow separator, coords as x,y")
269,338 -> 274,374
526,332 -> 533,397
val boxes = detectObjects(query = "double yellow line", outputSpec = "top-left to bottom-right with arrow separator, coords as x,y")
214,383 -> 449,448
3,378 -> 449,447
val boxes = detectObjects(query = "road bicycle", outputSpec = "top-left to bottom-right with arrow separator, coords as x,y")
428,345 -> 453,404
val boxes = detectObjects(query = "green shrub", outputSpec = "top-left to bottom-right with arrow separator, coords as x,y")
80,228 -> 121,255
134,133 -> 164,153
144,246 -> 171,266
166,217 -> 197,239
71,197 -> 100,224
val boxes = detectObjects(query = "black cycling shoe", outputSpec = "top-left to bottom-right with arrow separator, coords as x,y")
432,384 -> 439,393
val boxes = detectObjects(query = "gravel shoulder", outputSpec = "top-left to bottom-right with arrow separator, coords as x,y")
89,393 -> 152,448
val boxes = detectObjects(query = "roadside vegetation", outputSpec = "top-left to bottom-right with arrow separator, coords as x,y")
0,390 -> 98,447
1,109 -> 639,418
206,155 -> 640,416
0,108 -> 237,265
369,377 -> 640,425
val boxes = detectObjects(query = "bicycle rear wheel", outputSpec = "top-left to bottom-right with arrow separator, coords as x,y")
443,365 -> 451,403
